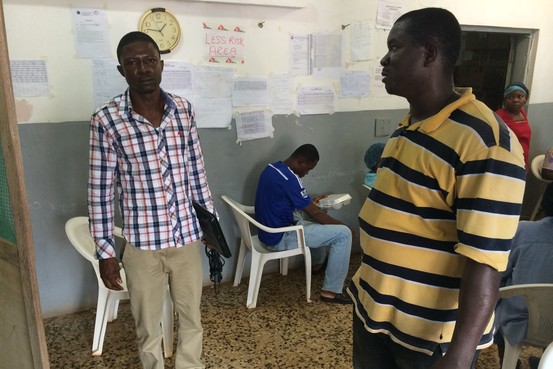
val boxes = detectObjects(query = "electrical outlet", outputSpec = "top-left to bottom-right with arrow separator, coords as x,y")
375,118 -> 392,137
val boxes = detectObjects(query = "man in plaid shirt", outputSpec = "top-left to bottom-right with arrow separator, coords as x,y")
88,31 -> 214,369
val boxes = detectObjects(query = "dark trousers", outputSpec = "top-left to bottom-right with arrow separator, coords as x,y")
353,311 -> 479,369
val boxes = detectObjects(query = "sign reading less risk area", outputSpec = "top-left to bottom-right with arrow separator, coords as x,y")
203,25 -> 246,64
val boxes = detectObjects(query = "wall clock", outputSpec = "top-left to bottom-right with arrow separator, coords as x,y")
138,8 -> 181,54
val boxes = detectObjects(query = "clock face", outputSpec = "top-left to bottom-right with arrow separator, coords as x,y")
139,9 -> 181,54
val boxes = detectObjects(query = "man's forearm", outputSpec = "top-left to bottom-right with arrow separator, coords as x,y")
436,258 -> 501,369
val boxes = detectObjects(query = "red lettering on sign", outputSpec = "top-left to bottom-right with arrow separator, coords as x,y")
208,46 -> 238,57
205,35 -> 226,45
228,36 -> 244,46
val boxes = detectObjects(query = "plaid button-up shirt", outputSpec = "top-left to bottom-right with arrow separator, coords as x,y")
88,89 -> 215,259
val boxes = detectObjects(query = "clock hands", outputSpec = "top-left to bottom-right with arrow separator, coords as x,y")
146,23 -> 167,36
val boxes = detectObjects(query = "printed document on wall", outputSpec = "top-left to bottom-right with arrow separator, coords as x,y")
297,86 -> 335,115
289,34 -> 312,76
270,74 -> 294,115
235,110 -> 273,142
91,60 -> 127,106
161,62 -> 194,97
10,60 -> 49,97
340,71 -> 370,98
193,66 -> 233,98
350,20 -> 373,61
313,33 -> 342,71
71,8 -> 111,58
232,77 -> 270,107
372,65 -> 388,97
193,97 -> 232,128
376,0 -> 404,30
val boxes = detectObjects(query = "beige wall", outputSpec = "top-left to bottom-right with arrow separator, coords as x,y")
4,0 -> 553,124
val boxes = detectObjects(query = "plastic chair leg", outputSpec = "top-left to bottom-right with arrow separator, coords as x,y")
233,242 -> 248,286
108,299 -> 120,322
92,289 -> 111,356
161,288 -> 174,358
530,191 -> 545,220
280,257 -> 289,276
246,254 -> 265,308
303,253 -> 312,303
501,339 -> 522,369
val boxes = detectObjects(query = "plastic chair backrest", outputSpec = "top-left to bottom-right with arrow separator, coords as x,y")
499,283 -> 553,348
531,155 -> 546,181
531,154 -> 553,183
221,196 -> 260,253
65,216 -> 127,287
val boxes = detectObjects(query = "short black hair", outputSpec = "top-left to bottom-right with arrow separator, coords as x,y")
542,182 -> 553,217
116,31 -> 160,63
395,8 -> 461,74
291,144 -> 319,162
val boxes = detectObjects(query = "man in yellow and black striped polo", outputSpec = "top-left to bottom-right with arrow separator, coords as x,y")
348,7 -> 526,369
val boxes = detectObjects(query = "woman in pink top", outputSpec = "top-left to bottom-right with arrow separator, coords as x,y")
496,82 -> 532,172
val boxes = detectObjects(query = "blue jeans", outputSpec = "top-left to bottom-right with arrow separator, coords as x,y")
267,220 -> 351,293
353,312 -> 479,369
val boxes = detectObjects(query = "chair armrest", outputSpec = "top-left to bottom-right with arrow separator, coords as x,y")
256,223 -> 304,234
499,283 -> 553,298
114,225 -> 123,239
242,205 -> 255,214
241,211 -> 303,234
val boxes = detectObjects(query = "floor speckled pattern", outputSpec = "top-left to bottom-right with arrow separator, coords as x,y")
45,257 -> 543,368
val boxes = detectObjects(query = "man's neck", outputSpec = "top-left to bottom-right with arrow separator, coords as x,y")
408,83 -> 458,124
130,89 -> 165,127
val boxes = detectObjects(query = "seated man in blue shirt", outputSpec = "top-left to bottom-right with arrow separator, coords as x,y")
495,182 -> 553,369
254,144 -> 353,304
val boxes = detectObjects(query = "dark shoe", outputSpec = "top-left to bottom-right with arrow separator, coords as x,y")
528,356 -> 540,369
320,292 -> 353,304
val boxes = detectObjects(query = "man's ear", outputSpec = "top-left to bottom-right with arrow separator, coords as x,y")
423,43 -> 438,67
117,65 -> 125,77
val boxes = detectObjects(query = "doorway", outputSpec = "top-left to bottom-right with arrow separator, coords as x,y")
454,27 -> 537,111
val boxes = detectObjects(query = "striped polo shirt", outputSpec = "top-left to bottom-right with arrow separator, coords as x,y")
348,88 -> 526,355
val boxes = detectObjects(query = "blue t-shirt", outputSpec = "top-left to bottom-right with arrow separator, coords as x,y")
254,161 -> 312,245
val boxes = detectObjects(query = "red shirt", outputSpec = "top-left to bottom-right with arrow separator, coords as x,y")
496,107 -> 531,171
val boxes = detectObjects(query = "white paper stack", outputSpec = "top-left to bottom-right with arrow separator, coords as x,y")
318,194 -> 352,209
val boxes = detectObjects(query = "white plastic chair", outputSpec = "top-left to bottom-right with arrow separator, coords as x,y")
499,284 -> 553,369
539,342 -> 553,369
530,155 -> 553,220
65,217 -> 174,357
221,195 -> 312,308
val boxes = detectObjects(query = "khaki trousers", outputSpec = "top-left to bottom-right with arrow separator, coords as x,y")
123,241 -> 204,369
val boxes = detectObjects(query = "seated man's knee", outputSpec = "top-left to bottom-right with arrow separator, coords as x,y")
336,225 -> 352,242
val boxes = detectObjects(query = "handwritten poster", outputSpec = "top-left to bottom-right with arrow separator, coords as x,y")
203,22 -> 246,64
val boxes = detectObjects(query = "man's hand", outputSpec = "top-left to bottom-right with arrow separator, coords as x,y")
312,194 -> 328,205
99,258 -> 124,291
430,259 -> 502,369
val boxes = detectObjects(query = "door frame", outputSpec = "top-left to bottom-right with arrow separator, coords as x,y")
0,1 -> 50,367
461,24 -> 538,96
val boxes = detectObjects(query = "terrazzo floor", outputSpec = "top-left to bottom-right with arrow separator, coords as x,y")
44,258 -> 543,369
